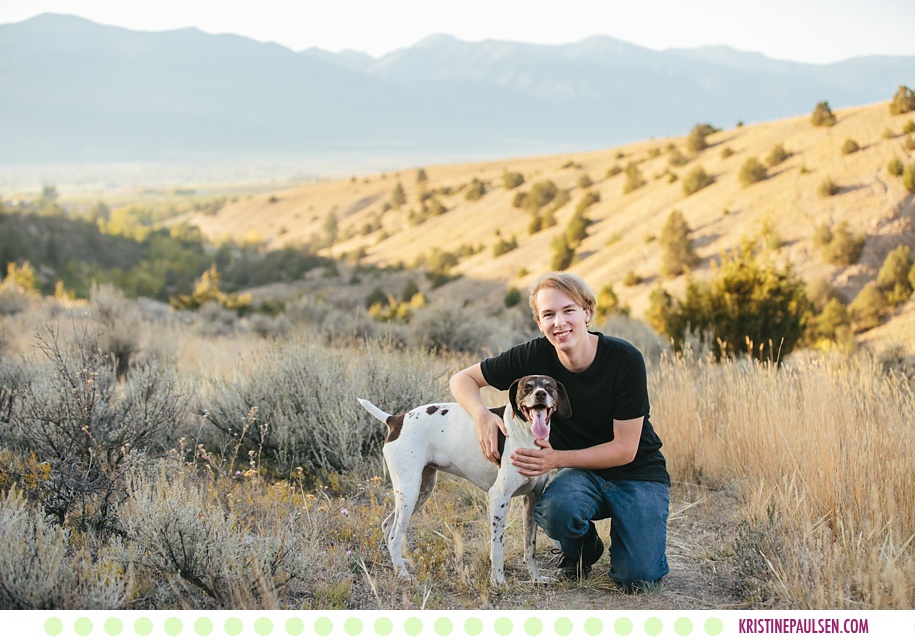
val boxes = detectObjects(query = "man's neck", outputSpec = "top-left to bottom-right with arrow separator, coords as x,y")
556,332 -> 598,373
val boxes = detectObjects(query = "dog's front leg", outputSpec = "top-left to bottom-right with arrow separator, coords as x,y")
488,487 -> 511,586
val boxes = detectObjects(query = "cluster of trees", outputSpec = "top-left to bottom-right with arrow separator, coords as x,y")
0,199 -> 330,312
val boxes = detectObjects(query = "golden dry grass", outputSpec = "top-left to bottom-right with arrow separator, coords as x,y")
654,351 -> 915,608
2,272 -> 914,610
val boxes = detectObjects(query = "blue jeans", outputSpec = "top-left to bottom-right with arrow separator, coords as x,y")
533,468 -> 670,590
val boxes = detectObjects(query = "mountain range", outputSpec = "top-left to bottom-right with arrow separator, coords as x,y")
1,13 -> 914,168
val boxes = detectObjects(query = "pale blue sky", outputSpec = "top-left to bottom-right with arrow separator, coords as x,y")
2,0 -> 914,63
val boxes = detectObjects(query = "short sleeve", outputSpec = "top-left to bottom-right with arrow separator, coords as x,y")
479,339 -> 540,391
611,348 -> 650,421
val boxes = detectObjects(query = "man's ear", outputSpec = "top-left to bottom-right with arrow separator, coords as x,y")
556,381 -> 572,418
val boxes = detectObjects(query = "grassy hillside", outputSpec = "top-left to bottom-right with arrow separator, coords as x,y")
184,100 -> 915,352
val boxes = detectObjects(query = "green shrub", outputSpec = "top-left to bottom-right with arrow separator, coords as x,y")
888,157 -> 904,176
811,101 -> 837,127
622,162 -> 646,194
606,165 -> 623,178
524,180 -> 558,212
502,171 -> 525,189
905,120 -> 915,135
668,147 -> 689,167
876,244 -> 914,305
889,85 -> 915,115
0,489 -> 129,608
904,163 -> 915,193
574,190 -> 601,216
805,276 -> 845,312
819,221 -> 865,265
739,158 -> 767,186
646,243 -> 811,360
410,301 -> 504,354
504,287 -> 522,308
813,223 -> 833,248
765,143 -> 791,167
841,139 -> 860,155
594,284 -> 629,321
623,270 -> 643,286
492,235 -> 519,257
201,337 -> 445,474
818,177 -> 839,197
686,123 -> 718,153
720,147 -> 735,159
115,462 -> 316,608
808,298 -> 854,349
682,166 -> 715,196
416,168 -> 428,183
0,325 -> 186,532
551,235 -> 575,271
465,178 -> 486,201
848,283 -> 888,331
577,174 -> 593,189
660,210 -> 700,277
565,212 -> 591,249
391,182 -> 407,208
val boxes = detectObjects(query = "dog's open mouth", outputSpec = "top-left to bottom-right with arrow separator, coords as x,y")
522,405 -> 552,440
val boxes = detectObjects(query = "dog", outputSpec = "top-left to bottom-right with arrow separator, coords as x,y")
357,374 -> 571,586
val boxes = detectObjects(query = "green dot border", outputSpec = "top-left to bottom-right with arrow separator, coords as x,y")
32,612 -> 739,638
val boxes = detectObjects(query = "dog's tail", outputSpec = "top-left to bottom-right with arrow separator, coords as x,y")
357,398 -> 391,424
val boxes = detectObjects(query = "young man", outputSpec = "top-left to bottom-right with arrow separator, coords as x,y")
450,272 -> 669,591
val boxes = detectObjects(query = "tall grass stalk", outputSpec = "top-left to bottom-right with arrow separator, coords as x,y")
653,352 -> 915,607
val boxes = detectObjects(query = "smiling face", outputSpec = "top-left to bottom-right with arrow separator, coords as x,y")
534,286 -> 592,355
510,375 -> 571,441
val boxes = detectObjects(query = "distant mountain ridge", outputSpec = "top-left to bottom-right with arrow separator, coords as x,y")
1,13 -> 913,167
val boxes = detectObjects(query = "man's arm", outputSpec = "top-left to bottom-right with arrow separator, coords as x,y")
509,417 -> 642,476
450,363 -> 508,463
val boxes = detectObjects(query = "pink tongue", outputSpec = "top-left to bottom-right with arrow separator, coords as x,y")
531,409 -> 550,440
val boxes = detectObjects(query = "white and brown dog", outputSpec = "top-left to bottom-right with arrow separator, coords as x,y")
358,374 -> 571,586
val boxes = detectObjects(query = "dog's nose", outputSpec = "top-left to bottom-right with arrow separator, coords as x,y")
534,389 -> 546,400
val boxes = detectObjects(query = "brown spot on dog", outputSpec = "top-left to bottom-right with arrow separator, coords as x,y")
426,405 -> 438,415
441,409 -> 449,415
386,414 -> 405,443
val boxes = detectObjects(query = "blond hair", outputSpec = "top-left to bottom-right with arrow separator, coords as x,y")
527,272 -> 597,324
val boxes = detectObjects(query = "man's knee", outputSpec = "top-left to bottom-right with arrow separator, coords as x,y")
610,553 -> 669,593
533,483 -> 592,540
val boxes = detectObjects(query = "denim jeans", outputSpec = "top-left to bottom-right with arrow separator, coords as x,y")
533,468 -> 670,590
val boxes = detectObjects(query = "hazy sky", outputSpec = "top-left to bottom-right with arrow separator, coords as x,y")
2,0 -> 914,64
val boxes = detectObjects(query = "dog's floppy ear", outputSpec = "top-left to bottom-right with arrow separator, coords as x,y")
508,378 -> 522,419
555,381 -> 572,418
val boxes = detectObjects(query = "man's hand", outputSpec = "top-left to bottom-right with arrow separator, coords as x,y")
475,408 -> 507,463
510,439 -> 562,476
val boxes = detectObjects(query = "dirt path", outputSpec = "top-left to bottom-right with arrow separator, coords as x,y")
349,481 -> 752,610
492,482 -> 749,610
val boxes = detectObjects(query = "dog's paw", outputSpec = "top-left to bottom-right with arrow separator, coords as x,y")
531,574 -> 556,585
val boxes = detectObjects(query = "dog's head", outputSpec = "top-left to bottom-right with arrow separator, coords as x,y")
508,375 -> 571,441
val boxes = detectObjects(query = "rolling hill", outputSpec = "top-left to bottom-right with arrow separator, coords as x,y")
182,100 -> 915,352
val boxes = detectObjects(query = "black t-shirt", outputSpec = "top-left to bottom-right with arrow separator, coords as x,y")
480,332 -> 670,486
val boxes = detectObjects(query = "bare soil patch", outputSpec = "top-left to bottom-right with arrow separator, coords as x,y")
342,480 -> 750,610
